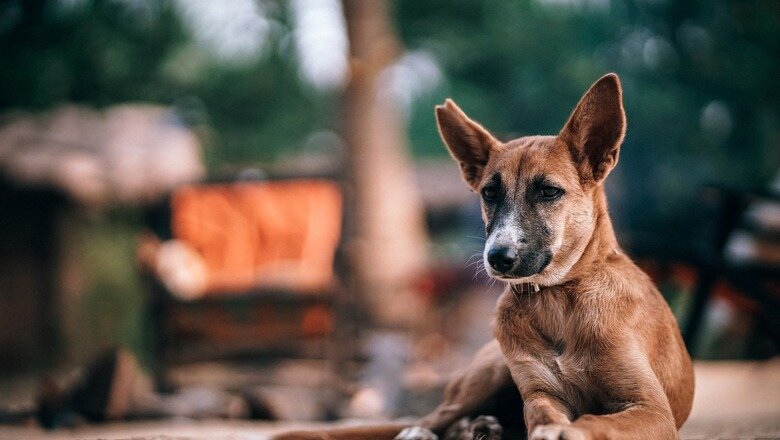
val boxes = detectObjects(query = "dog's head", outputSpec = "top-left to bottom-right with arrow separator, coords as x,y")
436,74 -> 626,286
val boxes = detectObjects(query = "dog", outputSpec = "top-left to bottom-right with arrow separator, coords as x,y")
272,73 -> 695,440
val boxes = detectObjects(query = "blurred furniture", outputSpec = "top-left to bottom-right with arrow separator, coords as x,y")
0,179 -> 67,371
0,105 -> 204,372
141,176 -> 354,383
683,184 -> 780,357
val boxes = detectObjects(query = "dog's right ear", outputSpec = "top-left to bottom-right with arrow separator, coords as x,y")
559,73 -> 626,183
435,99 -> 500,190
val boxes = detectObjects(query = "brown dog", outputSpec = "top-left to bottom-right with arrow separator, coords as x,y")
272,74 -> 694,440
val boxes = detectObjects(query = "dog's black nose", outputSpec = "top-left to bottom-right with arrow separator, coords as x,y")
487,247 -> 517,274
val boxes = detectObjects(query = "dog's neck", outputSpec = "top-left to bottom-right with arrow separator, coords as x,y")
561,186 -> 620,283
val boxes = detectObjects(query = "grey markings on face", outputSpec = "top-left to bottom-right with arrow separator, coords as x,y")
481,172 -> 525,269
481,171 -> 557,277
485,204 -> 524,253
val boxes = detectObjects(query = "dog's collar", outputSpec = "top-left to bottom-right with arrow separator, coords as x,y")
510,282 -> 540,294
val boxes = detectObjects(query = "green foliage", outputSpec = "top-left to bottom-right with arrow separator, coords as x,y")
396,0 -> 778,234
0,0 -> 335,168
0,1 -> 185,107
1,0 -> 777,232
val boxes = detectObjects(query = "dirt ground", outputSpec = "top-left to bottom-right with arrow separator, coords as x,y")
1,359 -> 778,440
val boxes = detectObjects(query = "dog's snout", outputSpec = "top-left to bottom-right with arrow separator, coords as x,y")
487,247 -> 518,274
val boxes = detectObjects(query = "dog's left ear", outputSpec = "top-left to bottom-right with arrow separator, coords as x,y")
435,99 -> 501,190
559,73 -> 626,183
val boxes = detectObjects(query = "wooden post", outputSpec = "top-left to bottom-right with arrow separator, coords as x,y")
341,0 -> 429,328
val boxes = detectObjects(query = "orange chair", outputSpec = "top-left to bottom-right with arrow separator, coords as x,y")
142,177 -> 350,381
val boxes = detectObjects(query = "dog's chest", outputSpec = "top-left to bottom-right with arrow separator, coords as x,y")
497,286 -> 573,341
546,343 -> 587,384
496,289 -> 596,396
534,322 -> 588,387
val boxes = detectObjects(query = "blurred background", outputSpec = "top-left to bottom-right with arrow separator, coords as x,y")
0,0 -> 777,438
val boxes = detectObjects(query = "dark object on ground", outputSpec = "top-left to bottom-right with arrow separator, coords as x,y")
33,348 -> 259,429
37,348 -> 137,428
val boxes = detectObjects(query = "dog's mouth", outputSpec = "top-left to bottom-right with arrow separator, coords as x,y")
486,249 -> 553,280
538,252 -> 553,273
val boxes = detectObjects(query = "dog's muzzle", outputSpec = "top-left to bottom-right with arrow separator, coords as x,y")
487,246 -> 552,278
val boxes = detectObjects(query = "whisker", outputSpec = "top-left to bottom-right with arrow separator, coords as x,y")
510,284 -> 521,304
464,252 -> 483,267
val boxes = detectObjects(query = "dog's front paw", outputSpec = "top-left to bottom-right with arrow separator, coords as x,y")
530,424 -> 588,440
442,417 -> 470,440
395,426 -> 439,440
468,415 -> 502,440
442,415 -> 502,440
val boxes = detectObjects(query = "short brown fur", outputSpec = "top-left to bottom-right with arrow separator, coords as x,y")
271,74 -> 694,440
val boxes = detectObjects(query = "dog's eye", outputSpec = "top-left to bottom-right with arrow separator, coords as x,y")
481,186 -> 498,201
540,186 -> 562,199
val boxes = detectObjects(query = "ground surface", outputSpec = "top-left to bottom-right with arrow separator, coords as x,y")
0,359 -> 778,440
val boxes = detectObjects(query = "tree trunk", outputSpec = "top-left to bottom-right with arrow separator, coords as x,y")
341,0 -> 429,327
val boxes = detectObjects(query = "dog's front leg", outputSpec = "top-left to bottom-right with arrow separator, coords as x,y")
534,397 -> 677,440
521,388 -> 592,440
522,390 -> 573,428
396,340 -> 511,440
531,355 -> 679,440
419,340 -> 511,432
498,357 -> 576,437
571,372 -> 676,439
569,403 -> 677,440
